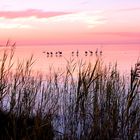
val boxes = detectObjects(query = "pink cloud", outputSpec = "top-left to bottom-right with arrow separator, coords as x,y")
0,9 -> 72,19
117,7 -> 140,12
88,32 -> 140,38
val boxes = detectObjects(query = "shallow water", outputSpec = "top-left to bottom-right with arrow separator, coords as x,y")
0,44 -> 139,139
0,44 -> 140,75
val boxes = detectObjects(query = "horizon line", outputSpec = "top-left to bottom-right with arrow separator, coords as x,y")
0,42 -> 140,47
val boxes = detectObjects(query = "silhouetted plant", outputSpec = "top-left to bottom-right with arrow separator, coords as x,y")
0,42 -> 139,140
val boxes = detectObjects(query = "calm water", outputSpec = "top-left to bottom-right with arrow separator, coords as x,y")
1,44 -> 140,75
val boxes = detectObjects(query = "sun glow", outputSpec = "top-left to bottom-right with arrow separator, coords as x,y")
0,0 -> 139,45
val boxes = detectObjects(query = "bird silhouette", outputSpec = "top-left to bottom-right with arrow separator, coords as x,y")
58,51 -> 62,56
72,51 -> 74,56
46,52 -> 49,57
50,52 -> 53,57
89,50 -> 93,56
76,50 -> 79,56
95,48 -> 98,54
100,50 -> 102,55
85,51 -> 88,56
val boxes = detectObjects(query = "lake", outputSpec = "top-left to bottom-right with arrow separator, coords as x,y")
0,44 -> 140,75
0,44 -> 140,139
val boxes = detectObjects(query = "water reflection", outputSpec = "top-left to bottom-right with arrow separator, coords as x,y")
0,44 -> 139,75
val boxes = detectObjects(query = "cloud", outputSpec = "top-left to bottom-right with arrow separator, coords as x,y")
80,0 -> 89,5
117,7 -> 140,12
48,11 -> 107,29
0,10 -> 107,30
88,32 -> 140,38
0,9 -> 72,19
0,23 -> 31,29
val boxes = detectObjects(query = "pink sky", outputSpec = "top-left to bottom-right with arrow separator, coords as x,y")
0,0 -> 140,45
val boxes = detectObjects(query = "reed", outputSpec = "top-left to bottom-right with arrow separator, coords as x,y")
0,43 -> 139,140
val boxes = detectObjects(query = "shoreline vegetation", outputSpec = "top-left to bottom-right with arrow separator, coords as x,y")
0,43 -> 140,140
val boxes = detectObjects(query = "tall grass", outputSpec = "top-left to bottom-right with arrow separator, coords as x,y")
0,43 -> 139,140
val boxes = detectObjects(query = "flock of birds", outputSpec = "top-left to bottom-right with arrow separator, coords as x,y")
42,49 -> 102,57
43,51 -> 63,57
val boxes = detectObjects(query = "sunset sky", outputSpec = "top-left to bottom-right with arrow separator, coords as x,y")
0,0 -> 140,45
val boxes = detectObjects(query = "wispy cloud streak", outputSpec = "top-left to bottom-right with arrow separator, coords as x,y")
117,7 -> 140,12
88,32 -> 140,37
0,9 -> 72,19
